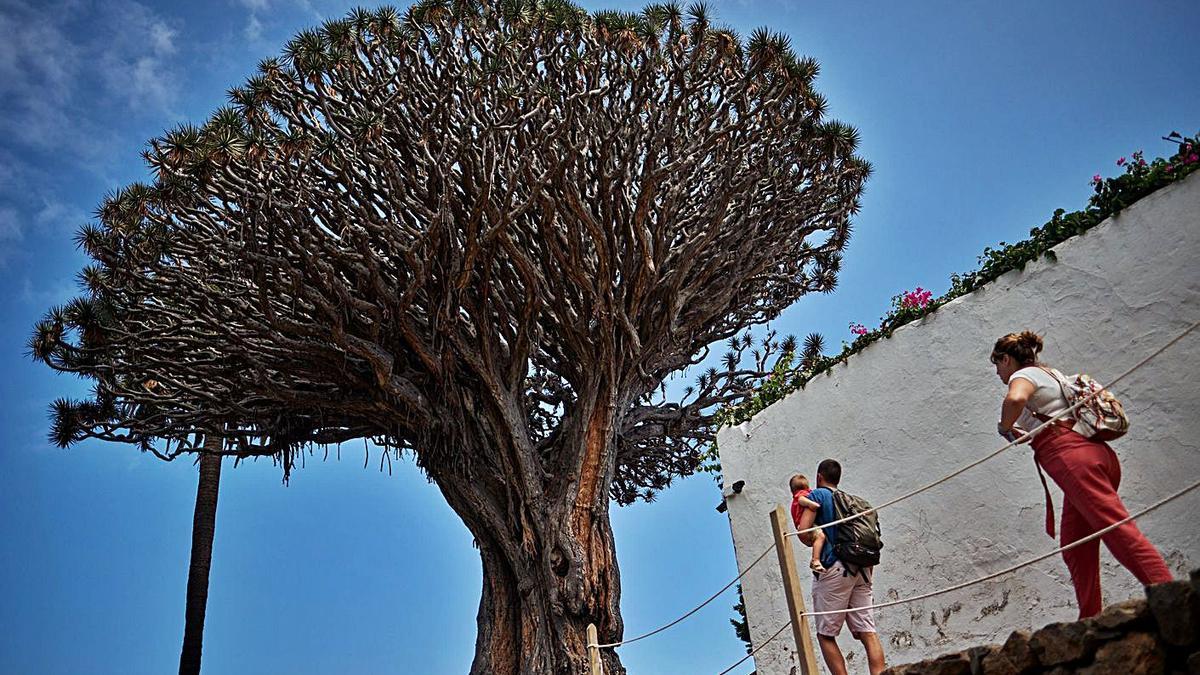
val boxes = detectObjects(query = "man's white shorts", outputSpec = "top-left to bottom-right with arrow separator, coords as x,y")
811,561 -> 877,637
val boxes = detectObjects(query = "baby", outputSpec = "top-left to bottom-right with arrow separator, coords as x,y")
788,474 -> 827,574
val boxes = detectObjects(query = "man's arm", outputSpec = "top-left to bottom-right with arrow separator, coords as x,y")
797,503 -> 818,546
795,495 -> 821,510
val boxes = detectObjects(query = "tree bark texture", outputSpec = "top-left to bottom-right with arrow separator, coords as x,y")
179,440 -> 222,675
435,386 -> 627,675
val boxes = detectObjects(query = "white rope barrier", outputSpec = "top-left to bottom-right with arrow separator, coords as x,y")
786,318 -> 1200,540
715,619 -> 793,675
713,477 -> 1200,674
800,476 -> 1200,617
591,542 -> 777,649
591,319 -> 1200,654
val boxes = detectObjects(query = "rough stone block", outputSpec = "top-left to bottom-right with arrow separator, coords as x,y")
1146,580 -> 1200,647
881,662 -> 923,675
925,652 -> 973,675
967,645 -> 999,675
1091,598 -> 1150,632
1077,632 -> 1164,675
1031,621 -> 1097,666
983,630 -> 1038,675
882,652 -> 973,675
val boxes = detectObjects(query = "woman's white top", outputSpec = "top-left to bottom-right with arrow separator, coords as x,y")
1010,365 -> 1088,436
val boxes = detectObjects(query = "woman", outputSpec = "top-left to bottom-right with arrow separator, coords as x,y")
992,331 -> 1172,618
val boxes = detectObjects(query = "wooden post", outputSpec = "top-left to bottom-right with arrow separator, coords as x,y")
586,623 -> 604,675
770,505 -> 821,675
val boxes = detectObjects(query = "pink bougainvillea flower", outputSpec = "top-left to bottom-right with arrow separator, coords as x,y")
1138,158 -> 1147,167
848,322 -> 868,336
898,287 -> 933,311
1116,157 -> 1126,166
1091,174 -> 1102,185
1188,153 -> 1199,163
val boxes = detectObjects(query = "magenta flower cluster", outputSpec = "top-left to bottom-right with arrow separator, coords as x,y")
1097,146 -> 1196,186
1166,143 -> 1198,172
848,287 -> 933,339
899,287 -> 933,311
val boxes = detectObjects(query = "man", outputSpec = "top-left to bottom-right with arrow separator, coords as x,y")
796,458 -> 886,675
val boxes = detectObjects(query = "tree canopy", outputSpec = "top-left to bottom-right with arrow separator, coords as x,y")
31,2 -> 868,671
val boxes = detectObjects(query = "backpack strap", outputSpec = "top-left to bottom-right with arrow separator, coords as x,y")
1034,456 -> 1056,539
1028,366 -> 1066,538
1028,365 -> 1077,425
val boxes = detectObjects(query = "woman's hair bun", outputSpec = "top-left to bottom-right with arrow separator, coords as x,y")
1018,331 -> 1044,353
992,330 -> 1044,366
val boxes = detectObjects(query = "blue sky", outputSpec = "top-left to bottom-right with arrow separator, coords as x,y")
0,1 -> 1197,673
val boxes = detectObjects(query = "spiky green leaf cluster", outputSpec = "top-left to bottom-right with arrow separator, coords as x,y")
31,1 -> 869,497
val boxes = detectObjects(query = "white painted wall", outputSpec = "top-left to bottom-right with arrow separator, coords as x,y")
717,173 -> 1200,674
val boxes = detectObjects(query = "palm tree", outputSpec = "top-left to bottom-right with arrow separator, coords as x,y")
28,284 -> 230,674
179,436 -> 223,675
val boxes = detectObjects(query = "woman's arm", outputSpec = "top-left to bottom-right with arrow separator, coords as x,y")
999,377 -> 1037,434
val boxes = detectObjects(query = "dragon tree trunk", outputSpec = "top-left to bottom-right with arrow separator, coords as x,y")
436,389 -> 627,675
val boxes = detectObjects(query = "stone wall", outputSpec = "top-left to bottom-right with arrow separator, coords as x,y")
882,573 -> 1200,675
716,172 -> 1200,674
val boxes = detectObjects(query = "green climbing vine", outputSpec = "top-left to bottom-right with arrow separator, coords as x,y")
701,130 -> 1199,477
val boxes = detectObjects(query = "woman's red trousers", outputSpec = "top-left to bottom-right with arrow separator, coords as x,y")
1032,427 -> 1173,618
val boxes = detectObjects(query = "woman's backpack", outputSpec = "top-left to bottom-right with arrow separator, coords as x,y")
831,490 -> 883,572
1039,366 -> 1130,442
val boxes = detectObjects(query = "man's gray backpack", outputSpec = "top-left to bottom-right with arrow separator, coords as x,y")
831,489 -> 883,572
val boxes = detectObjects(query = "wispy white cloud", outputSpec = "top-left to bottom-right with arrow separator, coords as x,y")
0,206 -> 24,268
0,4 -> 82,152
232,0 -> 322,47
0,156 -> 17,185
96,0 -> 184,117
18,275 -> 78,307
111,54 -> 177,112
149,20 -> 178,55
34,198 -> 88,232
294,0 -> 321,20
0,207 -> 21,242
0,140 -> 94,259
0,8 -> 78,99
245,13 -> 264,42
0,0 -> 184,156
234,0 -> 270,46
0,0 -> 187,260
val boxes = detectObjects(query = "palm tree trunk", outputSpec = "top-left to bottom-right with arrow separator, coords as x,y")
179,439 -> 223,675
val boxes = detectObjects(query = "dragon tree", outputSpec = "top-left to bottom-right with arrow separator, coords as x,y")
30,2 -> 868,673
